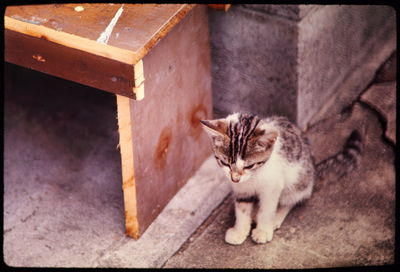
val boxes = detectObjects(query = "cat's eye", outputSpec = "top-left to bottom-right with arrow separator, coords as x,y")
244,161 -> 265,170
244,164 -> 255,170
215,156 -> 230,168
220,160 -> 230,167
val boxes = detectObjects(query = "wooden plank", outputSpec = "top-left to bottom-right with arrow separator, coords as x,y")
116,95 -> 140,238
5,4 -> 195,65
5,29 -> 138,99
126,5 -> 213,237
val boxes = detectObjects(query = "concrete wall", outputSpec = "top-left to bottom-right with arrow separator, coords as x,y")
297,5 -> 396,128
208,5 -> 299,122
209,5 -> 396,129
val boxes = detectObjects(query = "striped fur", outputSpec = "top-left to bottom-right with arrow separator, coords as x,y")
316,130 -> 363,180
227,113 -> 261,163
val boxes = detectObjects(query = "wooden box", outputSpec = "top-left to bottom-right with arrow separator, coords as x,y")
5,4 -> 212,238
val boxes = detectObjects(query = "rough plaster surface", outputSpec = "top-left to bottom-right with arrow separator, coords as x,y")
209,5 -> 396,129
209,5 -> 298,122
242,4 -> 320,21
298,5 -> 396,129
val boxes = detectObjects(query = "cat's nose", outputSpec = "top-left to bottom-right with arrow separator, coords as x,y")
231,177 -> 240,183
231,172 -> 241,183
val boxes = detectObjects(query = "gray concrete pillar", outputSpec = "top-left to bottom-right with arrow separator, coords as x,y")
209,5 -> 396,129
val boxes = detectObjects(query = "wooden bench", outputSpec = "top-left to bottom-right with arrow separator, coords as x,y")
5,4 -> 213,239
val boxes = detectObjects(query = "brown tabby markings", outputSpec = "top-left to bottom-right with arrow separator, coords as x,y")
276,118 -> 304,162
227,114 -> 260,163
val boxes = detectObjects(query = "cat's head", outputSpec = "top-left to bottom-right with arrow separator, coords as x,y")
201,113 -> 278,184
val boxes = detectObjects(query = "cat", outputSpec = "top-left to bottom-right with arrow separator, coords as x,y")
200,113 -> 363,245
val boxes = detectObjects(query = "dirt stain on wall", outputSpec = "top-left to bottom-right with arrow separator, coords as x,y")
154,126 -> 172,169
188,103 -> 208,140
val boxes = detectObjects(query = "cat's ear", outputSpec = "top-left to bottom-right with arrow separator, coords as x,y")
200,119 -> 228,137
255,130 -> 278,150
200,119 -> 228,146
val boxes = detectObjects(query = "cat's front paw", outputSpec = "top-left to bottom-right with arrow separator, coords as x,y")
225,227 -> 249,245
273,221 -> 282,230
251,227 -> 273,244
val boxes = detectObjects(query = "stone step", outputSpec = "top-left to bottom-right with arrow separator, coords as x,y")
360,81 -> 396,145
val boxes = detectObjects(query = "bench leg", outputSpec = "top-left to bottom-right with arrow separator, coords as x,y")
116,94 -> 139,239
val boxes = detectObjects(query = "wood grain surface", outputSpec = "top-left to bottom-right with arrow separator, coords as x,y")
5,29 -> 137,98
117,5 -> 213,237
5,4 -> 195,65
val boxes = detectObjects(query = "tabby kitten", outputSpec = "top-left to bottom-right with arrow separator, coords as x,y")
200,113 -> 362,245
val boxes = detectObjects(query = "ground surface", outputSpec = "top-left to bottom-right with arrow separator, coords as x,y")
3,50 -> 395,269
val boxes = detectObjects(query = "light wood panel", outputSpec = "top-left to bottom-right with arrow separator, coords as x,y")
116,5 -> 213,237
116,95 -> 140,238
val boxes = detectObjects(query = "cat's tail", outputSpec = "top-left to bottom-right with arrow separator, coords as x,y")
316,124 -> 366,181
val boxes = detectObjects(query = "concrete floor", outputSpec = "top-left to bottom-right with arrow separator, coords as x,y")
3,63 -> 231,268
3,50 -> 396,269
4,64 -> 125,267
